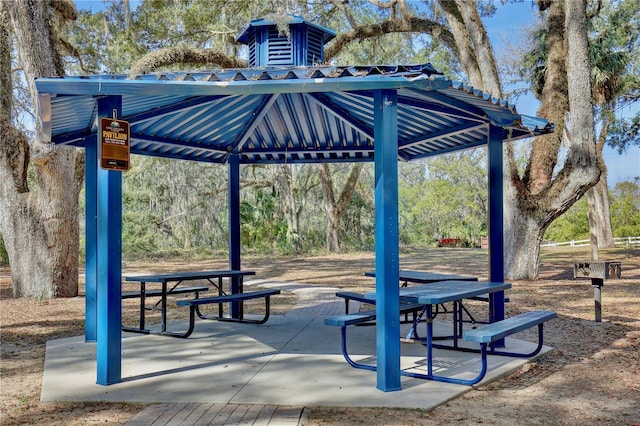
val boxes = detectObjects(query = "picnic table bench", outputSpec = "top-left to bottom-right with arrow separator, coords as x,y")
121,286 -> 209,300
121,285 -> 210,336
459,310 -> 557,384
177,289 -> 281,328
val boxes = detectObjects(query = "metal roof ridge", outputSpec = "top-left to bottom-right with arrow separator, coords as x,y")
49,62 -> 444,83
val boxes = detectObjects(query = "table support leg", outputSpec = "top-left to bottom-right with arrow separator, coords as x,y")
426,304 -> 433,378
139,282 -> 146,330
161,282 -> 167,332
238,277 -> 244,319
218,277 -> 224,318
453,301 -> 460,348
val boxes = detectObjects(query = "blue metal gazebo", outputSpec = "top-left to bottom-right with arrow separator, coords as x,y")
35,16 -> 552,391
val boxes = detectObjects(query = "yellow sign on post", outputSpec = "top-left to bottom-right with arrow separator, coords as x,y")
100,118 -> 130,171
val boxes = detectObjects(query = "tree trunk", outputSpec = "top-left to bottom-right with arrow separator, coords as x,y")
502,0 -> 600,279
1,0 -> 83,298
587,178 -> 615,249
318,163 -> 363,252
525,2 -> 568,194
454,0 -> 501,96
437,0 -> 484,89
503,185 -> 545,279
501,1 -> 570,280
325,213 -> 340,253
274,165 -> 302,250
587,123 -> 615,250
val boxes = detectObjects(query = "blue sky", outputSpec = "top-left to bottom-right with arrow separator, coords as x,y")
73,0 -> 638,185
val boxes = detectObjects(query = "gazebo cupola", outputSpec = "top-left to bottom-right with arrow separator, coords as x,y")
236,16 -> 336,67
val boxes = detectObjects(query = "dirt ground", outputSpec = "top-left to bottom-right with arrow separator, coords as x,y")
1,247 -> 639,425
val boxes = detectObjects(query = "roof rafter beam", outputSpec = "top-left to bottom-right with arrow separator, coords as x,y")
404,140 -> 487,161
403,89 -> 489,122
131,133 -> 229,155
229,94 -> 279,155
306,93 -> 373,140
241,151 -> 373,164
130,148 -> 225,164
400,122 -> 486,150
50,128 -> 93,146
396,93 -> 485,123
243,144 -> 373,156
124,95 -> 228,124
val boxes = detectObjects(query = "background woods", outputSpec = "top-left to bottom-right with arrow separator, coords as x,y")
1,0 -> 639,298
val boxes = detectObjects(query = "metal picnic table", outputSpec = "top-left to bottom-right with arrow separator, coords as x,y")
364,270 -> 480,323
365,280 -> 512,383
122,270 -> 255,337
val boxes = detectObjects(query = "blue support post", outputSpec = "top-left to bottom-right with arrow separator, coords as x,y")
487,125 -> 505,344
228,154 -> 242,318
85,135 -> 97,342
96,96 -> 123,385
373,89 -> 401,392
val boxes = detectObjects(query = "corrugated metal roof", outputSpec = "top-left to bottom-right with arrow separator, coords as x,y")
35,64 -> 553,164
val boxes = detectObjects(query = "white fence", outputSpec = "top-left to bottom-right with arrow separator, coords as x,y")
541,236 -> 640,248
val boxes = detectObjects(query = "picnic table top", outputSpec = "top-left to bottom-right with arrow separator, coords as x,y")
364,270 -> 478,283
124,270 -> 256,282
365,280 -> 511,305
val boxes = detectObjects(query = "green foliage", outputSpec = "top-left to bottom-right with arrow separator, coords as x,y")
338,165 -> 375,250
399,151 -> 488,248
121,156 -> 229,258
543,197 -> 590,243
607,114 -> 640,153
66,5 -> 144,73
544,179 -> 640,243
590,1 -> 640,154
135,0 -> 252,52
241,189 -> 287,252
610,180 -> 640,237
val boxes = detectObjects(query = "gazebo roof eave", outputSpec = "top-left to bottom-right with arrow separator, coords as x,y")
35,65 -> 553,165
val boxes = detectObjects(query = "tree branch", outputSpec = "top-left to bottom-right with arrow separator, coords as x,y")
328,0 -> 358,28
455,0 -> 501,96
49,0 -> 76,21
437,0 -> 483,88
524,0 -> 567,194
335,163 -> 363,216
129,46 -> 247,76
324,16 -> 457,61
1,3 -> 12,122
58,37 -> 93,74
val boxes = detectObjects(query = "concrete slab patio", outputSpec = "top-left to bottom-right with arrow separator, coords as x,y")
41,315 -> 549,407
40,281 -> 552,424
